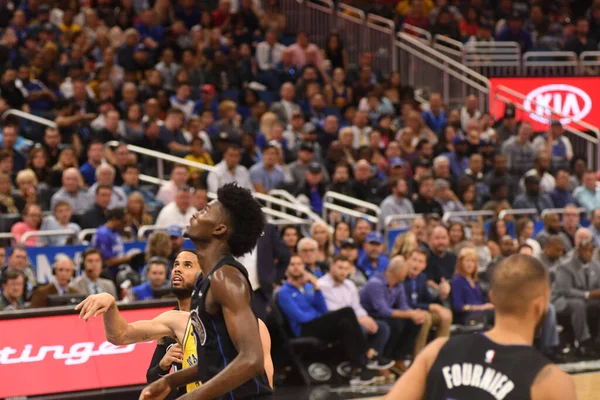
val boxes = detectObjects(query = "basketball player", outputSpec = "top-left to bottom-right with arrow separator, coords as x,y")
384,254 -> 576,400
76,249 -> 273,392
138,183 -> 272,400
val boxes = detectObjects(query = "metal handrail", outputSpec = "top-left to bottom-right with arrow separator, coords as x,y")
268,189 -> 304,204
137,224 -> 185,239
540,207 -> 588,219
433,34 -> 464,59
78,229 -> 97,243
139,174 -> 167,186
307,0 -> 334,8
400,23 -> 432,42
442,210 -> 495,223
323,191 -> 381,217
397,32 -> 489,94
366,13 -> 395,31
323,203 -> 378,225
0,233 -> 16,240
498,209 -> 538,220
262,208 -> 311,225
21,229 -> 77,244
253,192 -> 324,224
2,109 -> 57,128
337,2 -> 364,19
383,214 -> 424,249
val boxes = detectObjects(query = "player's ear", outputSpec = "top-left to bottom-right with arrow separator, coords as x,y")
213,223 -> 228,238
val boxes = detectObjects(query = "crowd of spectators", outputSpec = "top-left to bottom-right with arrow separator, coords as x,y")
2,0 -> 600,381
352,0 -> 600,54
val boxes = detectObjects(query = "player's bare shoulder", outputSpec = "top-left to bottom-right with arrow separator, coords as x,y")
155,310 -> 190,343
531,364 -> 577,400
210,265 -> 251,299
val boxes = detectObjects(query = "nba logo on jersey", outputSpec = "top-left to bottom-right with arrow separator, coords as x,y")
190,309 -> 207,346
484,350 -> 495,364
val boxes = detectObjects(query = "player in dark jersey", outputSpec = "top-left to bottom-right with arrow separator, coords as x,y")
384,254 -> 576,400
140,183 -> 272,400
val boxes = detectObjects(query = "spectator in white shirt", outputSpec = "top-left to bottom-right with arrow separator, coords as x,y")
460,95 -> 482,132
155,185 -> 198,227
87,163 -> 128,209
207,144 -> 253,193
351,110 -> 373,149
256,29 -> 286,72
318,255 -> 394,369
156,164 -> 190,205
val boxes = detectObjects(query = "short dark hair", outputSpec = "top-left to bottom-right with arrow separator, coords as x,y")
107,207 -> 126,220
123,163 -> 139,173
172,163 -> 189,172
2,269 -> 25,284
217,183 -> 265,257
176,249 -> 201,265
88,140 -> 104,149
53,200 -> 71,212
408,248 -> 428,258
418,174 -> 434,186
8,245 -> 26,258
82,247 -> 102,262
332,255 -> 350,263
96,184 -> 113,195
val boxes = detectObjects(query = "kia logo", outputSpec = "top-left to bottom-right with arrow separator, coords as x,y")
523,84 -> 592,125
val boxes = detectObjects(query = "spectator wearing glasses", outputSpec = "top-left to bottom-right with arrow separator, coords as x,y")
0,270 -> 25,311
70,248 -> 117,298
11,203 -> 42,247
297,237 -> 327,278
29,256 -> 80,308
553,229 -> 600,356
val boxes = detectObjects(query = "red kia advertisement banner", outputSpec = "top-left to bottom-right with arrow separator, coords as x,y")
0,306 -> 173,398
489,77 -> 600,132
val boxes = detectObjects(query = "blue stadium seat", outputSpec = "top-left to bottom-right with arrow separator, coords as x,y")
220,90 -> 239,101
258,91 -> 276,106
533,221 -> 545,236
280,35 -> 296,46
387,228 -> 408,249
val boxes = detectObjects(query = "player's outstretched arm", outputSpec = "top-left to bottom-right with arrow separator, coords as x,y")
75,293 -> 180,345
183,265 -> 264,400
531,364 -> 577,400
384,338 -> 447,400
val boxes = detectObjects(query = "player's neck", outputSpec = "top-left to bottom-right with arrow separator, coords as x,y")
177,297 -> 191,312
194,241 -> 231,276
486,315 -> 535,347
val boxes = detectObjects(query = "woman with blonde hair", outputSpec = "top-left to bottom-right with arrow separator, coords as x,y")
258,112 -> 278,142
310,221 -> 334,263
390,231 -> 418,259
0,172 -> 18,214
214,100 -> 241,138
451,247 -> 494,325
14,169 -> 43,213
145,231 -> 172,263
126,192 -> 153,237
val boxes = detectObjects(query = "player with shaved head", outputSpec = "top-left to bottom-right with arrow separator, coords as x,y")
385,254 -> 576,400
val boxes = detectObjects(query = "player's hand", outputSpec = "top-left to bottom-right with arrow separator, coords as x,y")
74,293 -> 116,321
139,378 -> 171,400
159,344 -> 184,371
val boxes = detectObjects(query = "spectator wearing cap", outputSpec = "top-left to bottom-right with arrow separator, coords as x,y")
357,232 -> 390,279
574,170 -> 600,213
87,164 -> 128,210
339,238 -> 368,290
412,175 -> 444,216
497,11 -> 533,51
130,257 -> 169,301
92,207 -> 141,279
250,141 -> 285,194
518,152 -> 556,194
421,93 -> 447,135
295,162 -> 327,213
380,177 -> 415,230
532,120 -> 573,173
157,164 -> 189,206
288,141 -> 317,185
495,105 -> 517,143
193,84 -> 219,120
445,135 -> 470,178
207,144 -> 253,193
155,185 -> 197,228
165,225 -> 185,267
513,175 -> 554,215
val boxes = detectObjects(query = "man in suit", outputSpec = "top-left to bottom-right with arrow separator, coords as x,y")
241,224 -> 291,321
553,228 -> 600,355
70,247 -> 118,298
270,82 -> 301,126
29,255 -> 80,308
